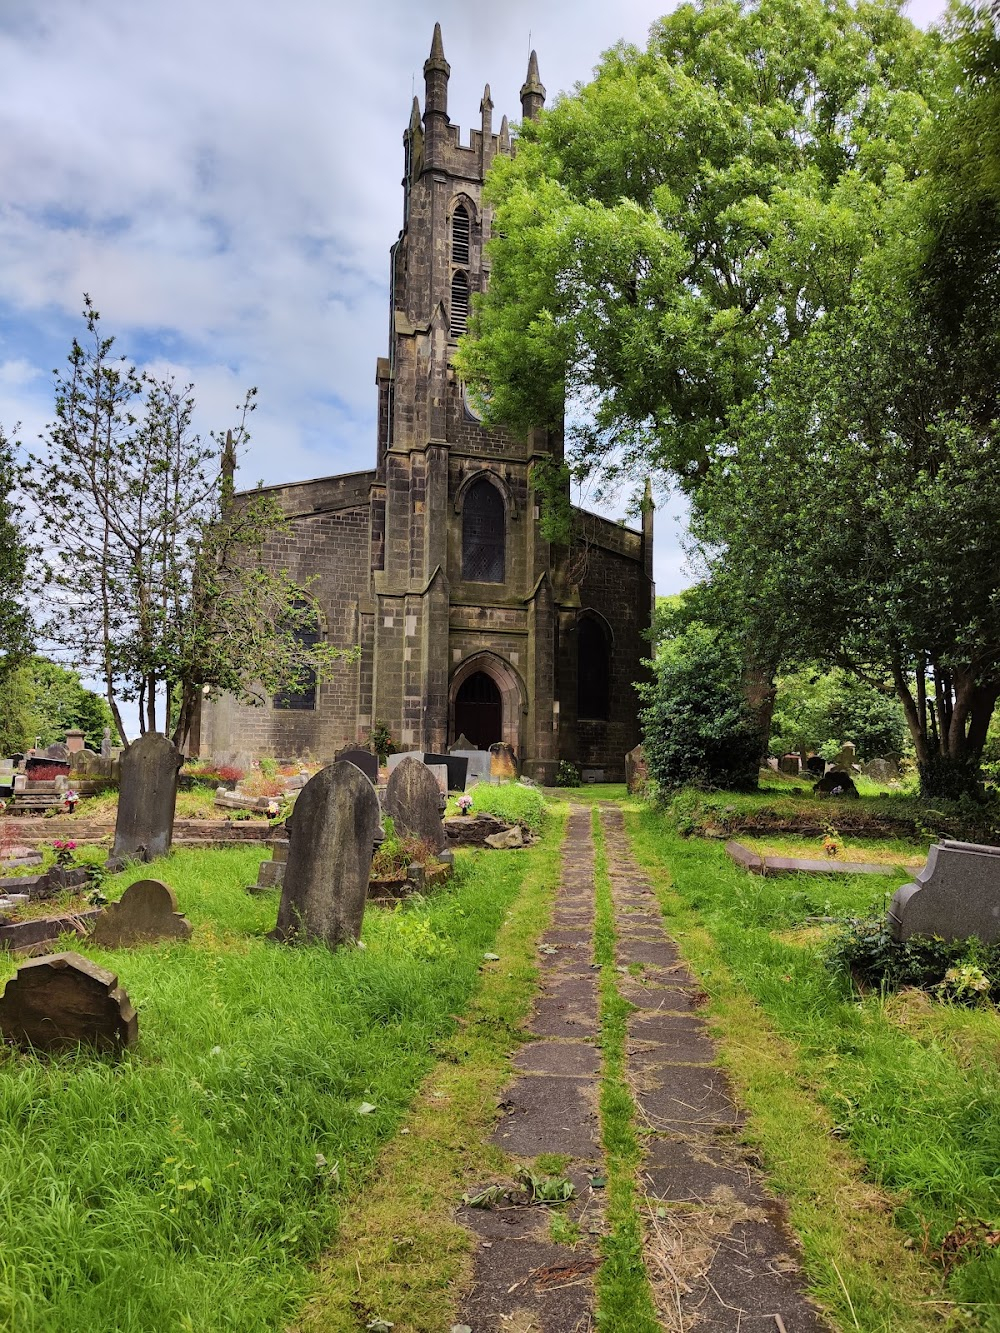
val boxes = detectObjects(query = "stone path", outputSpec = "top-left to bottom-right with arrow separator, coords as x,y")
454,803 -> 829,1331
600,804 -> 828,1332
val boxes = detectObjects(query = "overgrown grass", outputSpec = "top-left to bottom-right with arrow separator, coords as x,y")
627,804 -> 1000,1329
299,805 -> 568,1331
591,808 -> 660,1332
0,842 -> 540,1332
468,780 -> 547,832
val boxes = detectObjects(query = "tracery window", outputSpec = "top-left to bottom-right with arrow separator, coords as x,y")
462,477 -> 505,583
577,614 -> 610,720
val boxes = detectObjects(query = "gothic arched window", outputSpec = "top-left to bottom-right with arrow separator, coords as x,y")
462,477 -> 505,583
274,600 -> 321,711
577,614 -> 610,720
450,270 -> 470,337
452,204 -> 470,264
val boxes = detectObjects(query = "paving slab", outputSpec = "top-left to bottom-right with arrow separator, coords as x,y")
513,1039 -> 601,1078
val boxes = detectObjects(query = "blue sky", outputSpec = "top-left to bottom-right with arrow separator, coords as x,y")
1,0 -> 948,613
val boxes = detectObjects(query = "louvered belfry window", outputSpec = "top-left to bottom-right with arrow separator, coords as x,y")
450,270 -> 470,337
452,205 -> 470,263
462,477 -> 505,582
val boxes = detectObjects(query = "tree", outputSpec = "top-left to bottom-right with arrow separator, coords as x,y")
0,657 -> 120,753
457,0 -> 938,496
24,300 -> 351,748
770,668 -> 908,761
0,425 -> 32,679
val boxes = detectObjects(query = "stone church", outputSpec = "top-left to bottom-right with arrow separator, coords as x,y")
200,26 -> 654,783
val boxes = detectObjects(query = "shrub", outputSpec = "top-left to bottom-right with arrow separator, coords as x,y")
470,782 -> 547,833
826,916 -> 1000,1002
555,760 -> 580,787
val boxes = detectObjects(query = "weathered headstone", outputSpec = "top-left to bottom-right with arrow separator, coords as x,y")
804,755 -> 826,777
384,757 -> 446,851
813,770 -> 859,799
110,733 -> 183,867
271,762 -> 382,948
489,742 -> 518,782
64,729 -> 86,754
101,727 -> 112,759
834,742 -> 856,771
0,951 -> 137,1052
387,750 -> 423,772
45,742 -> 70,762
779,754 -> 800,776
449,749 -> 492,786
449,734 -> 477,753
90,879 -> 192,947
625,744 -> 649,794
248,835 -> 289,892
335,748 -> 378,784
864,757 -> 898,783
426,763 -> 449,796
423,752 -> 468,791
888,841 -> 1000,943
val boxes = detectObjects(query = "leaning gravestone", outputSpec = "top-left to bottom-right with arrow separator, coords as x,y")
271,762 -> 382,948
384,757 -> 446,852
90,879 -> 192,948
335,748 -> 379,784
110,733 -> 183,867
888,841 -> 1000,943
805,755 -> 826,777
625,744 -> 649,794
0,951 -> 138,1052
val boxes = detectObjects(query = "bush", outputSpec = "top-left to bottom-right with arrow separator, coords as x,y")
555,761 -> 581,787
470,781 -> 547,833
826,916 -> 1000,1002
640,622 -> 760,792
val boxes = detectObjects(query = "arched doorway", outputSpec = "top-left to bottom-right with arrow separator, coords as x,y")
454,672 -> 502,751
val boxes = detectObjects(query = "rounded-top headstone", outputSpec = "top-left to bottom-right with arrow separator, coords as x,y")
271,761 -> 382,949
90,878 -> 192,947
384,757 -> 446,852
111,732 -> 183,865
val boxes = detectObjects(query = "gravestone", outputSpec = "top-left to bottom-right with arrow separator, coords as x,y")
779,754 -> 800,776
449,734 -> 477,753
423,752 -> 468,791
45,742 -> 70,762
804,755 -> 826,777
384,757 -> 446,851
90,879 -> 192,947
449,749 -> 492,786
426,763 -> 449,797
625,744 -> 649,795
387,750 -> 423,772
249,835 -> 289,892
489,742 -> 518,782
335,748 -> 378,784
101,727 -> 112,759
813,770 -> 859,799
888,841 -> 1000,943
0,951 -> 137,1052
271,762 -> 382,948
110,732 -> 183,867
834,742 -> 857,771
864,757 -> 898,783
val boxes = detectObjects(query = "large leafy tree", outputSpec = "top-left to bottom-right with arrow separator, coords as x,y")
0,426 -> 32,679
24,300 -> 350,748
458,0 -> 938,493
0,658 -> 119,754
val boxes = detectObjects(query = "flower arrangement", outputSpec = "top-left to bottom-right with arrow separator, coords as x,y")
51,839 -> 77,866
63,789 -> 79,813
457,794 -> 473,815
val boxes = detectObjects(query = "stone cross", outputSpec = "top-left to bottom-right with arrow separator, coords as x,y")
384,756 -> 446,852
888,840 -> 1000,943
0,951 -> 138,1052
90,879 -> 193,947
110,732 -> 183,867
271,761 -> 382,949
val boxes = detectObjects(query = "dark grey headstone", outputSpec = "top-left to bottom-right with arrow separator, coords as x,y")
804,756 -> 826,776
813,770 -> 858,799
422,753 -> 468,791
90,879 -> 192,947
271,762 -> 382,948
384,757 -> 446,852
889,840 -> 1000,943
110,733 -> 182,865
0,951 -> 137,1052
335,748 -> 379,783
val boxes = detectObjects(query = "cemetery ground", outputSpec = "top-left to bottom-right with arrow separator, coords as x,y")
1,778 -> 1000,1328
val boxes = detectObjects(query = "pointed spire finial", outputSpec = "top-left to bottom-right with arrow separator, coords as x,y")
480,82 -> 493,113
499,113 -> 510,152
425,21 -> 449,74
409,95 -> 422,134
520,49 -> 546,121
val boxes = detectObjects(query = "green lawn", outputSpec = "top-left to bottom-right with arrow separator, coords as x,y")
627,804 -> 1000,1329
0,842 -> 541,1332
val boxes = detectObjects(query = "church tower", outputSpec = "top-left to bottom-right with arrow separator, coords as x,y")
367,26 -> 563,778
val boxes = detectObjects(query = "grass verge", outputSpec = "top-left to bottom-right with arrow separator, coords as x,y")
591,806 -> 660,1332
626,803 -> 993,1331
294,804 -> 567,1332
0,842 -> 546,1333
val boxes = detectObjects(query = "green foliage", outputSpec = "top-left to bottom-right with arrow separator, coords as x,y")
826,916 -> 1000,1002
368,720 -> 394,763
0,657 -> 118,754
770,668 -> 908,761
640,620 -> 760,792
0,425 -> 32,677
554,760 -> 581,787
0,841 -> 535,1331
470,781 -> 547,832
